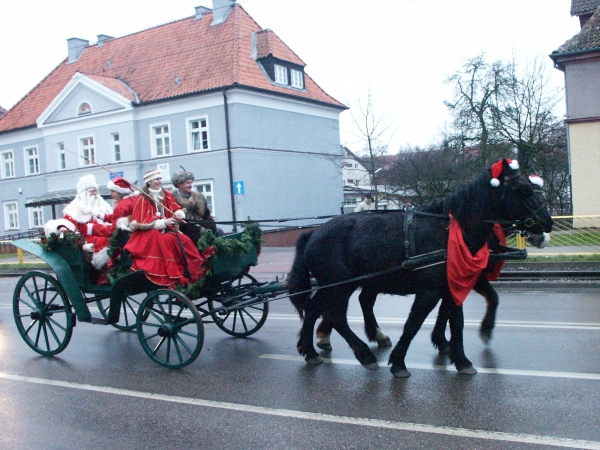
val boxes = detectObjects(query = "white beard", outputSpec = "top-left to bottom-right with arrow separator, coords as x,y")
63,192 -> 113,223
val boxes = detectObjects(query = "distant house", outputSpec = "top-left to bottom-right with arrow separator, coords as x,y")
0,107 -> 6,119
550,0 -> 600,223
0,0 -> 347,235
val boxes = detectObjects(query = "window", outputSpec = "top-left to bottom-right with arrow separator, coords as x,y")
3,202 -> 19,230
274,64 -> 288,85
1,150 -> 15,178
25,146 -> 40,175
152,124 -> 171,157
28,203 -> 44,229
112,133 -> 121,161
189,118 -> 209,152
290,69 -> 304,89
195,181 -> 214,215
78,102 -> 92,115
58,143 -> 66,170
81,137 -> 95,165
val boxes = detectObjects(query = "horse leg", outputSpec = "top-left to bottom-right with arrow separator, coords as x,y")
328,289 -> 378,370
360,288 -> 392,347
316,313 -> 333,352
297,291 -> 327,365
430,300 -> 450,354
473,277 -> 498,344
444,295 -> 477,375
389,291 -> 440,378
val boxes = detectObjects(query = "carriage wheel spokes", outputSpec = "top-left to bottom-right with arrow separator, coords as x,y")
96,293 -> 144,331
208,273 -> 269,337
136,290 -> 204,369
13,271 -> 74,356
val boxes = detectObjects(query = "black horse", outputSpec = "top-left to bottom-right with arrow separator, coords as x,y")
287,159 -> 553,377
314,225 -> 550,354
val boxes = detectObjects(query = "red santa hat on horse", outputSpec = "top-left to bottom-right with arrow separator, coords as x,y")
62,174 -> 114,270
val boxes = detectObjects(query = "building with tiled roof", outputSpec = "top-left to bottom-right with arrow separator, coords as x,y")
550,1 -> 600,222
571,0 -> 600,26
0,0 -> 347,235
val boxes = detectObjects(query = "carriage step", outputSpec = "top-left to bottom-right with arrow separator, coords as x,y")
82,317 -> 117,325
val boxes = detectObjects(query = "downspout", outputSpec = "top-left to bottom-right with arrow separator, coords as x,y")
223,89 -> 237,232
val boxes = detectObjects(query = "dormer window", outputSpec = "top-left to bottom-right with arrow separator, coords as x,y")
78,102 -> 92,115
290,69 -> 304,89
274,64 -> 288,85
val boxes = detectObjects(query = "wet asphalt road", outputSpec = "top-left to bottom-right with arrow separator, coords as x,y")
1,251 -> 600,449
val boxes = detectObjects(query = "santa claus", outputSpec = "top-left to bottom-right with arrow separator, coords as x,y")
63,174 -> 115,269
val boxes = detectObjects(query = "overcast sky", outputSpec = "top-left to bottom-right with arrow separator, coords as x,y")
0,0 -> 581,152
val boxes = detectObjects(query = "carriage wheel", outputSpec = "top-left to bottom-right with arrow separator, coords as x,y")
136,290 -> 204,369
96,293 -> 145,331
13,271 -> 74,356
208,273 -> 269,338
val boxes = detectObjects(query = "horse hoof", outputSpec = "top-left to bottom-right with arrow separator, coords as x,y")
316,341 -> 332,352
391,368 -> 411,378
305,356 -> 323,365
479,331 -> 492,345
458,365 -> 478,375
362,362 -> 379,371
377,337 -> 392,348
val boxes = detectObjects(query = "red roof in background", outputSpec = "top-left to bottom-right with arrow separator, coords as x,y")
82,73 -> 138,102
0,4 -> 345,134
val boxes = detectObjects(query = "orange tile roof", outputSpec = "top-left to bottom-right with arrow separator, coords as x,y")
255,29 -> 305,65
0,4 -> 345,134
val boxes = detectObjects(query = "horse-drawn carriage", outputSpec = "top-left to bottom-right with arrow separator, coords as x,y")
12,230 -> 287,369
11,159 -> 554,377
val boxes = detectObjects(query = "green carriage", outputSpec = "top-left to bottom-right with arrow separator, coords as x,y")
11,230 -> 286,369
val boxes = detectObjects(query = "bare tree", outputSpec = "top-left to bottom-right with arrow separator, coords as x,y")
490,56 -> 563,174
444,54 -> 508,168
347,88 -> 397,208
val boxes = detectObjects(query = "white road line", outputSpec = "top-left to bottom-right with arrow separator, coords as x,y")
259,354 -> 600,381
0,372 -> 598,449
267,314 -> 600,330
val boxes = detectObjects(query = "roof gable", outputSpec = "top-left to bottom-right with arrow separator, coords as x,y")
38,72 -> 135,126
0,4 -> 344,134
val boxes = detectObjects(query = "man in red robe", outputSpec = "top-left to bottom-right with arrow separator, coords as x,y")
124,169 -> 207,287
63,174 -> 114,270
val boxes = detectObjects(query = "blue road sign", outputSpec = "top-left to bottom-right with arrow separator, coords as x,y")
233,181 -> 244,195
110,171 -> 124,179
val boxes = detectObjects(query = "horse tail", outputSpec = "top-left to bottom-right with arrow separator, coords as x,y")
287,230 -> 314,319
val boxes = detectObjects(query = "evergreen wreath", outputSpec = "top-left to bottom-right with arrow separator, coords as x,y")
39,229 -> 85,252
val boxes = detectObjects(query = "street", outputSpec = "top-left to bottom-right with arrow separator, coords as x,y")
1,263 -> 600,449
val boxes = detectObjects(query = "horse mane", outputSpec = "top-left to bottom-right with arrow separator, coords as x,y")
442,169 -> 491,232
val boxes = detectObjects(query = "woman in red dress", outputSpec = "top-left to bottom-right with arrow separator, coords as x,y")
124,169 -> 204,287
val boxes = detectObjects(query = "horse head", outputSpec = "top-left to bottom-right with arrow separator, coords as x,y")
490,159 -> 554,235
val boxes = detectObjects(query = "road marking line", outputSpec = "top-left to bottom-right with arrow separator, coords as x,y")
259,354 -> 600,381
267,314 -> 600,330
0,372 -> 598,449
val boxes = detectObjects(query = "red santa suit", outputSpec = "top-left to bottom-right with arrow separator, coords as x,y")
124,187 -> 205,287
107,176 -> 137,230
62,174 -> 114,270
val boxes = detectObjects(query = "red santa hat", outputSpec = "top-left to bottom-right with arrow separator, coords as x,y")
528,174 -> 544,188
107,176 -> 133,195
490,159 -> 519,187
77,174 -> 99,194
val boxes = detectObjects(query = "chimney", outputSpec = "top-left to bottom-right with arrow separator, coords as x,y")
96,34 -> 114,47
67,37 -> 89,63
212,0 -> 235,26
195,6 -> 211,20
